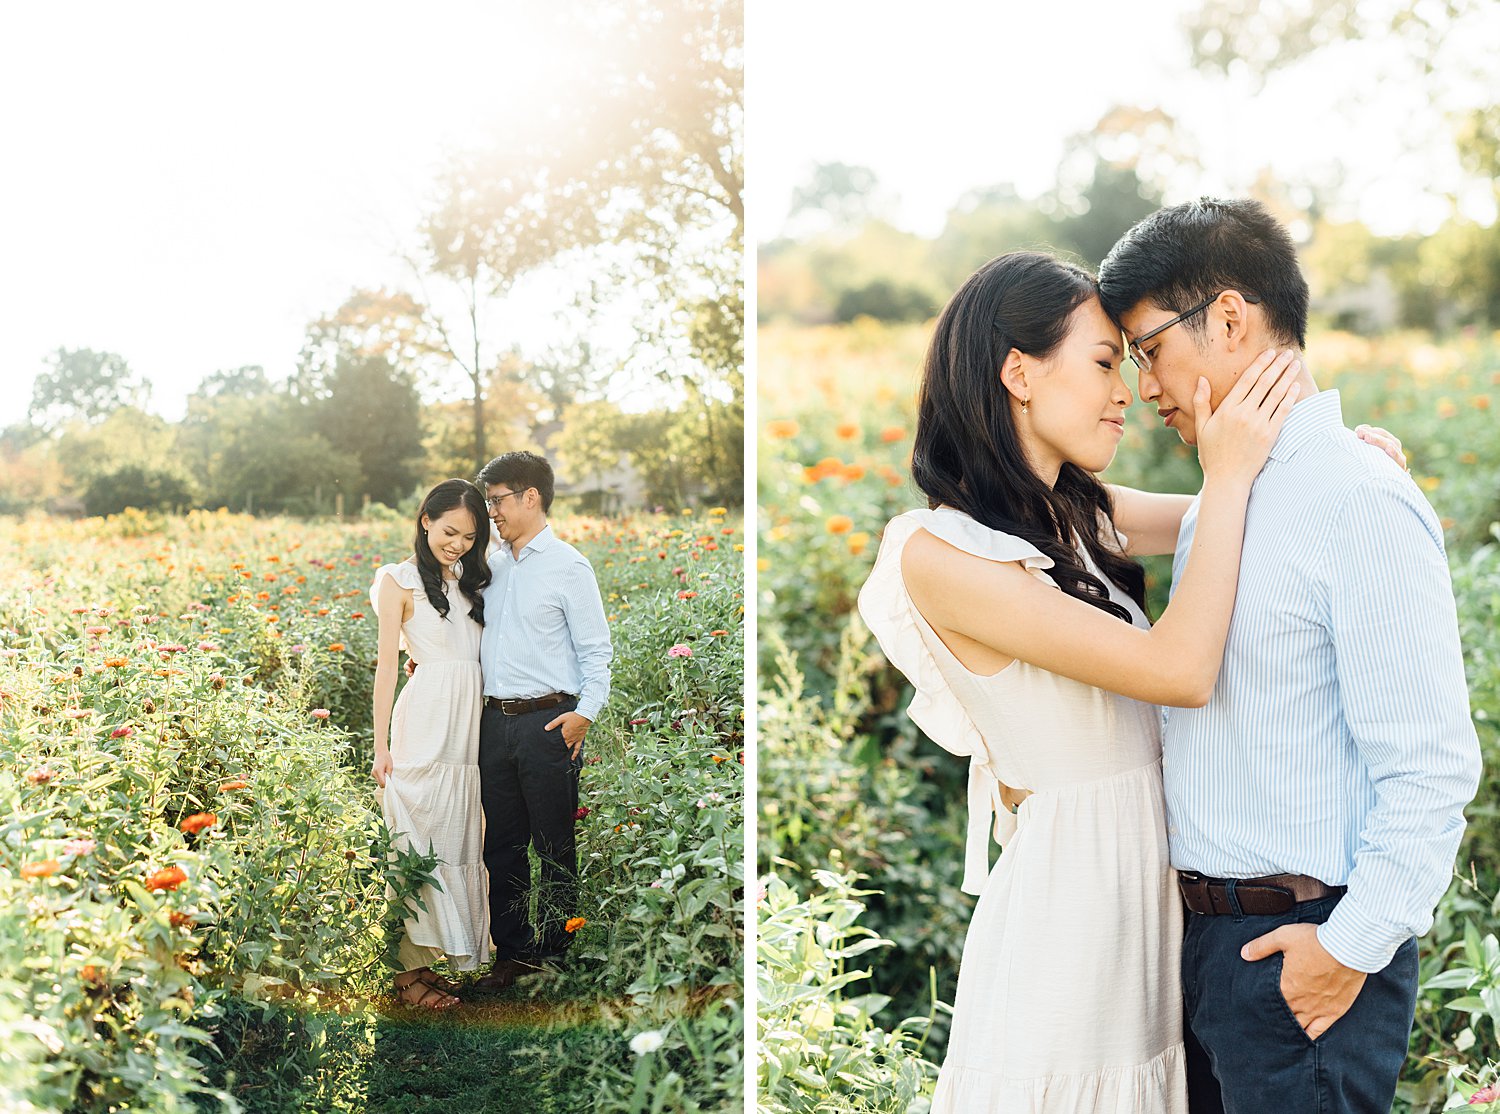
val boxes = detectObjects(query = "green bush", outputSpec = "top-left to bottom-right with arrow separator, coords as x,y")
757,870 -> 936,1113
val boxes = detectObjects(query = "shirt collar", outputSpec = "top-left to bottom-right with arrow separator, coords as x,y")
506,523 -> 555,561
1267,388 -> 1341,462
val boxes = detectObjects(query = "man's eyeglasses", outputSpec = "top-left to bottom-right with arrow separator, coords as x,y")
484,490 -> 521,509
1127,291 -> 1261,374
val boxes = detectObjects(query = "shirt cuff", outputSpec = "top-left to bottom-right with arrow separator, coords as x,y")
576,699 -> 603,722
1316,905 -> 1405,974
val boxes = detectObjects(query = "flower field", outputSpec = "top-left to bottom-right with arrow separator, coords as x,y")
0,506 -> 744,1114
757,318 -> 1500,1113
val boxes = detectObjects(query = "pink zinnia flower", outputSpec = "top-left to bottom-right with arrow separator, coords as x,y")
63,838 -> 96,857
198,641 -> 218,652
311,709 -> 330,719
109,726 -> 133,739
668,644 -> 692,658
1472,1085 -> 1499,1105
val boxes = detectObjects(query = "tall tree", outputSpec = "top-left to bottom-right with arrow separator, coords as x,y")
415,0 -> 744,483
29,348 -> 150,431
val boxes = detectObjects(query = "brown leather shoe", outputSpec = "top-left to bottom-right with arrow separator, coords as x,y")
474,958 -> 538,991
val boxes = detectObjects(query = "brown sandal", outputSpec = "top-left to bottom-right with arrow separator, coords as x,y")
394,971 -> 459,1010
412,967 -> 461,995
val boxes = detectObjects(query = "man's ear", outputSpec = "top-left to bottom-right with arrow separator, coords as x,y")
1217,290 -> 1254,353
999,348 -> 1029,405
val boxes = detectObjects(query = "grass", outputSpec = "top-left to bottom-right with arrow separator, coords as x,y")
208,972 -> 617,1114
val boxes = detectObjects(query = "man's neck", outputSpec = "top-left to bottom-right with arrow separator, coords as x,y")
508,519 -> 547,554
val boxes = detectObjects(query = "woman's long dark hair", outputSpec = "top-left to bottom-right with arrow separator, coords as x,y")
413,479 -> 491,625
911,251 -> 1146,622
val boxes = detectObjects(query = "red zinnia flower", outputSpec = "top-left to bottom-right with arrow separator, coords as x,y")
179,813 -> 217,835
145,866 -> 188,891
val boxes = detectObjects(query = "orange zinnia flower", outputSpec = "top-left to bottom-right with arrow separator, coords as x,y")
20,860 -> 61,879
179,813 -> 217,835
764,419 -> 799,440
218,779 -> 249,792
145,866 -> 188,891
880,426 -> 906,443
564,917 -> 587,933
104,657 -> 128,668
826,515 -> 854,535
327,643 -> 345,653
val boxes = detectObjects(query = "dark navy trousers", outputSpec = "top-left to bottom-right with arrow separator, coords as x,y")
478,697 -> 582,962
1184,893 -> 1418,1114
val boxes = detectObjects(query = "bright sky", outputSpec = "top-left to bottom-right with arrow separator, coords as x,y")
746,0 -> 1495,244
0,3 -> 643,429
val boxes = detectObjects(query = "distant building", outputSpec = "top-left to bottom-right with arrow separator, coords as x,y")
534,419 -> 646,515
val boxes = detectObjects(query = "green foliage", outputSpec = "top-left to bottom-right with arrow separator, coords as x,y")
758,627 -> 969,1038
0,506 -> 744,1112
757,871 -> 937,1113
29,348 -> 149,431
83,462 -> 199,517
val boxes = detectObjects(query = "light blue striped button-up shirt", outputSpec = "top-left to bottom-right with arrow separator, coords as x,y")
481,524 -> 613,722
1165,389 -> 1481,973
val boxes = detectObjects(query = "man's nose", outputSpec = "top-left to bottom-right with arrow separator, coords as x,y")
1136,369 -> 1161,403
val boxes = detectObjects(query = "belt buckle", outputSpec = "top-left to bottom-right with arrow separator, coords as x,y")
1179,872 -> 1210,915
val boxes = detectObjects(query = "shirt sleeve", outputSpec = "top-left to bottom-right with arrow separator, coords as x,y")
1315,473 -> 1482,972
561,554 -> 612,722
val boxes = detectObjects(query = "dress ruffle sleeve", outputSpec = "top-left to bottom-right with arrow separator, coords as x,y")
369,561 -> 424,615
856,508 -> 1055,897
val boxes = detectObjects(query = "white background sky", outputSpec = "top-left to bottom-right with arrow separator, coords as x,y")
745,0 -> 1496,243
0,3 -> 628,429
6,2 -> 1496,431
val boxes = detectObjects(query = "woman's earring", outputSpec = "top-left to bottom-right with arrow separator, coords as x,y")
1021,398 -> 1029,416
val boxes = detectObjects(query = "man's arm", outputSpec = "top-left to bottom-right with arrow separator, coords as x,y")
562,556 -> 613,723
1246,472 -> 1481,1036
1316,473 -> 1480,972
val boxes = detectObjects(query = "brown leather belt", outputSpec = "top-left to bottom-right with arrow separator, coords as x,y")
1178,870 -> 1346,916
484,693 -> 573,716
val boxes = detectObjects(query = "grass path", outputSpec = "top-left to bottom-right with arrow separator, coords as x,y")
212,973 -> 613,1114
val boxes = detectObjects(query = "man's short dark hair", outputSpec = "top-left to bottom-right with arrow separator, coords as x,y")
1098,197 -> 1309,349
477,451 -> 555,513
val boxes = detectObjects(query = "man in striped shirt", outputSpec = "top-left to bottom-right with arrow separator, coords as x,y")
474,450 -> 612,989
1100,199 -> 1481,1114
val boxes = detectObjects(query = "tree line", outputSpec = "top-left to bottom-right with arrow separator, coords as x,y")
2,0 -> 743,518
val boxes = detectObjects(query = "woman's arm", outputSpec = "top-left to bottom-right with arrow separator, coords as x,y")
907,476 -> 1251,707
907,350 -> 1301,708
371,574 -> 411,786
1105,485 -> 1194,557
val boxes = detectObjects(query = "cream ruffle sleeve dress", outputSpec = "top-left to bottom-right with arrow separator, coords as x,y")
857,507 -> 1186,1113
370,561 -> 490,971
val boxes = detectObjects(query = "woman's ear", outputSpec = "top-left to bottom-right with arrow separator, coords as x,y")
999,348 -> 1029,404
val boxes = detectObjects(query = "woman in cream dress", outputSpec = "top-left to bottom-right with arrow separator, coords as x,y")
857,252 -> 1302,1111
370,479 -> 492,1009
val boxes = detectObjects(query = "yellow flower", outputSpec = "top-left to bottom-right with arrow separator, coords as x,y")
826,515 -> 854,535
848,531 -> 871,556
